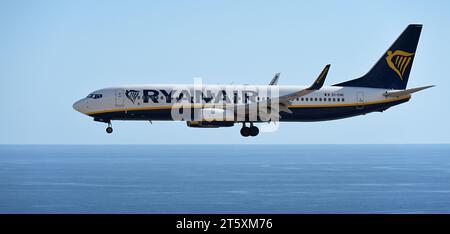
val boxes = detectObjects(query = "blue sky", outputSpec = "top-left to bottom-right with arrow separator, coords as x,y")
1,0 -> 449,144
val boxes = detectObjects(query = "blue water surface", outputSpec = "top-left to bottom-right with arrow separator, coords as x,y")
0,144 -> 449,213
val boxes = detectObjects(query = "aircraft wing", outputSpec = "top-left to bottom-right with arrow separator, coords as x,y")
273,64 -> 330,114
278,64 -> 330,103
233,64 -> 331,118
383,85 -> 434,97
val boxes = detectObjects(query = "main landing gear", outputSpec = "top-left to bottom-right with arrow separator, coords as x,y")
240,123 -> 259,137
106,121 -> 113,134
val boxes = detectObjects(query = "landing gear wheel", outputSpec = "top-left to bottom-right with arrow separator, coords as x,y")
249,126 -> 259,137
106,121 -> 113,134
240,127 -> 250,137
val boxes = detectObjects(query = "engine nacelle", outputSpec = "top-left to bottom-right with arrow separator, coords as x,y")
187,108 -> 235,127
200,108 -> 234,122
186,121 -> 234,128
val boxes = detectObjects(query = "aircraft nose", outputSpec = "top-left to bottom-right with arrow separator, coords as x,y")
73,99 -> 86,114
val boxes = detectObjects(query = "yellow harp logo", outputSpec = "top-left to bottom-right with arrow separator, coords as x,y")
386,50 -> 414,80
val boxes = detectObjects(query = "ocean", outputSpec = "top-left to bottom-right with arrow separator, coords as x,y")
0,144 -> 449,214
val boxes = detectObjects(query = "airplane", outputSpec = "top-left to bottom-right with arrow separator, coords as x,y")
73,24 -> 433,137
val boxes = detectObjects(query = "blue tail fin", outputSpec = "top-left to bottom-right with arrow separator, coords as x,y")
334,24 -> 422,90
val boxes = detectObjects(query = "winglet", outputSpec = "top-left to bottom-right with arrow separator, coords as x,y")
269,73 -> 280,85
307,64 -> 330,90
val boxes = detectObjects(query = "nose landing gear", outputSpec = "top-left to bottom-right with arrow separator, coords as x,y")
106,122 -> 113,134
240,123 -> 259,137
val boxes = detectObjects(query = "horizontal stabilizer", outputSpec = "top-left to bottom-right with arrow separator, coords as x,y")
383,85 -> 434,97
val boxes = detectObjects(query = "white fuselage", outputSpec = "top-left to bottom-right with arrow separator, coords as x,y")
73,84 -> 410,123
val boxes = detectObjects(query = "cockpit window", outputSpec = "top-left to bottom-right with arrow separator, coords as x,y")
87,94 -> 102,99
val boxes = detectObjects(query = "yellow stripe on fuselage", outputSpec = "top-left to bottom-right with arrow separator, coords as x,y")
85,95 -> 411,116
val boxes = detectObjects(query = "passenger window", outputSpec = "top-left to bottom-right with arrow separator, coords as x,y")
301,98 -> 304,101
319,98 -> 322,101
315,98 -> 317,101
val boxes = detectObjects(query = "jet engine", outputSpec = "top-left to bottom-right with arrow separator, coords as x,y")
200,108 -> 235,122
186,121 -> 234,128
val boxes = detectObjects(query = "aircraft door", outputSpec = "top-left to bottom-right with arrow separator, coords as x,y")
115,89 -> 125,107
356,91 -> 364,110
